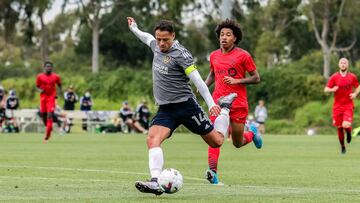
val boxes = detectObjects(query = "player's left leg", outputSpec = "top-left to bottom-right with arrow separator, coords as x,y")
231,108 -> 262,149
342,109 -> 353,144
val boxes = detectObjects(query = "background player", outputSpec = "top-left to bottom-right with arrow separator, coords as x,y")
128,17 -> 236,195
324,58 -> 360,154
36,61 -> 62,143
204,19 -> 262,184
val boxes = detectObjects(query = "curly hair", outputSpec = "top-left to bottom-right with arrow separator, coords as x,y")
215,19 -> 243,44
154,20 -> 175,33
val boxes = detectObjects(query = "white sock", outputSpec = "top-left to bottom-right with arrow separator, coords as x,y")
214,108 -> 230,137
148,147 -> 164,179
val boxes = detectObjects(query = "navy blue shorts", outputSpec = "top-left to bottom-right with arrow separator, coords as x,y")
150,98 -> 214,136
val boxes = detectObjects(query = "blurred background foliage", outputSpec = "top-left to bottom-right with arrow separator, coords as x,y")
1,0 -> 360,134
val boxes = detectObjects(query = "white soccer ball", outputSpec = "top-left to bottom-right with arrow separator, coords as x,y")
158,168 -> 183,194
307,128 -> 315,136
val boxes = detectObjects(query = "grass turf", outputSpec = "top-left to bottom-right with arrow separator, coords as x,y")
0,132 -> 359,202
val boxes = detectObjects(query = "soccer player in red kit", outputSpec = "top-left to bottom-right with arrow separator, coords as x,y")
36,61 -> 62,143
204,19 -> 262,184
324,58 -> 360,154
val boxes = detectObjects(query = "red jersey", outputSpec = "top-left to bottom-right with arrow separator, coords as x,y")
36,73 -> 61,98
210,47 -> 256,109
326,72 -> 359,110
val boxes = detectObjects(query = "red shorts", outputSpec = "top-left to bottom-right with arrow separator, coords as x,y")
332,108 -> 353,127
40,96 -> 55,113
210,107 -> 248,124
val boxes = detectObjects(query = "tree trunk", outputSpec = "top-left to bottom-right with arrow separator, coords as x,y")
323,51 -> 331,79
39,13 -> 48,62
92,20 -> 100,74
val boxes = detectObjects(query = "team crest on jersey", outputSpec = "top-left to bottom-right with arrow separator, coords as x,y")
228,68 -> 237,76
163,55 -> 171,64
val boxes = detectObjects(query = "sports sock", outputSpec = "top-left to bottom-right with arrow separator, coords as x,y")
337,127 -> 345,147
242,131 -> 254,145
45,118 -> 53,140
214,108 -> 230,137
149,147 -> 164,179
345,127 -> 352,143
208,147 -> 220,172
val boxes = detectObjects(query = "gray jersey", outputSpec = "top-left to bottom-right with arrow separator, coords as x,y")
150,40 -> 195,105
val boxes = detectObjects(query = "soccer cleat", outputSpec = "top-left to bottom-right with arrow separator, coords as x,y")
341,146 -> 346,154
249,124 -> 262,149
135,179 -> 163,195
205,169 -> 219,184
218,93 -> 237,109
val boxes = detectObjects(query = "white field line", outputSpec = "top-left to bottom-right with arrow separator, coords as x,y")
1,165 -> 360,194
0,165 -> 207,182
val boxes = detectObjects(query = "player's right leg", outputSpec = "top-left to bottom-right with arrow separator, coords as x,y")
203,93 -> 238,184
135,106 -> 177,195
333,111 -> 346,154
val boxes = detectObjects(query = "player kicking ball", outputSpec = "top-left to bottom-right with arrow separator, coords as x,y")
324,58 -> 360,154
127,17 -> 237,195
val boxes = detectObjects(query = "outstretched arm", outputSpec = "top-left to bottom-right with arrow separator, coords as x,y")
188,69 -> 221,116
127,17 -> 155,47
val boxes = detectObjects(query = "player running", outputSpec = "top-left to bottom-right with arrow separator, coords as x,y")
324,58 -> 360,154
204,19 -> 262,184
36,61 -> 62,143
127,17 -> 236,195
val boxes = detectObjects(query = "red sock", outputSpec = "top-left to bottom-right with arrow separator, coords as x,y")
337,127 -> 345,147
345,127 -> 352,137
242,131 -> 254,145
208,147 -> 220,172
45,119 -> 53,140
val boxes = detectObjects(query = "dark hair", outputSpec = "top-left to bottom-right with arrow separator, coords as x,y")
215,19 -> 243,44
44,61 -> 53,67
154,20 -> 175,33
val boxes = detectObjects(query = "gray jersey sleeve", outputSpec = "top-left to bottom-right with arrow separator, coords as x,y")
173,44 -> 194,71
150,40 -> 157,52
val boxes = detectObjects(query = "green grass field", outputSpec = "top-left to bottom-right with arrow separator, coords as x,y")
0,132 -> 359,203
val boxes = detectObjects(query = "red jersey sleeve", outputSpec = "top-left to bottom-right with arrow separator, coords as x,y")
243,54 -> 256,73
56,74 -> 62,86
352,74 -> 359,88
36,74 -> 41,88
326,75 -> 336,88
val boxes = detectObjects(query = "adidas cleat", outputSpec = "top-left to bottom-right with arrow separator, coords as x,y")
135,180 -> 163,195
218,93 -> 237,109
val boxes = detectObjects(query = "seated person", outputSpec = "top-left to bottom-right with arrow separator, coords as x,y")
6,89 -> 20,132
53,100 -> 71,133
0,86 -> 6,132
99,117 -> 122,133
120,101 -> 147,134
135,100 -> 151,130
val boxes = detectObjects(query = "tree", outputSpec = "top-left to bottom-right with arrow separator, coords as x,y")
303,0 -> 358,79
75,0 -> 119,73
36,0 -> 54,62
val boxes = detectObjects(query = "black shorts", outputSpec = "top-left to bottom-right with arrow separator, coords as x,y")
151,98 -> 214,136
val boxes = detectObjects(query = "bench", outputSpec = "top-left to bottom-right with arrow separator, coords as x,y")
9,109 -> 120,133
